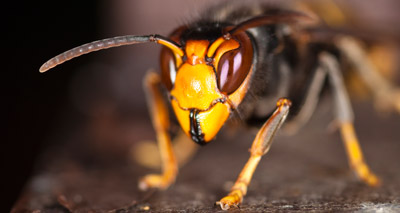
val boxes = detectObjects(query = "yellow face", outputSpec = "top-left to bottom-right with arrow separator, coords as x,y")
161,33 -> 253,145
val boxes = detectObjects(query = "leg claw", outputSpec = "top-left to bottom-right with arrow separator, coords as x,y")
138,174 -> 169,191
352,162 -> 381,187
361,171 -> 381,187
216,192 -> 242,210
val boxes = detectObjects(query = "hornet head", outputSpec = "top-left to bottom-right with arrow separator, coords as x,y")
159,24 -> 254,145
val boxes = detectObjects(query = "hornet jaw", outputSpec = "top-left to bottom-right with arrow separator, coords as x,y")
170,95 -> 231,145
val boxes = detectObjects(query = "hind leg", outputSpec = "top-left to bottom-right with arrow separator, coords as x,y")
320,52 -> 380,186
337,37 -> 400,113
133,130 -> 198,170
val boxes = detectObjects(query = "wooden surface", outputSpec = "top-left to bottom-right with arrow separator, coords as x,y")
12,102 -> 400,212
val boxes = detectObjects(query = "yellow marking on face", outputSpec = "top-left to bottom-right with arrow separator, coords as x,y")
207,37 -> 226,58
198,102 -> 230,141
170,63 -> 222,110
157,39 -> 184,57
171,99 -> 191,136
171,90 -> 230,142
185,40 -> 209,65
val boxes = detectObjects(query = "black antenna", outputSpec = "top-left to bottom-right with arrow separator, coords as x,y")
40,34 -> 183,73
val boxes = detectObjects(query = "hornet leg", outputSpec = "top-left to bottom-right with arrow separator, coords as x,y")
285,64 -> 327,133
337,37 -> 400,113
138,72 -> 178,190
133,130 -> 198,169
217,98 -> 291,210
320,52 -> 380,186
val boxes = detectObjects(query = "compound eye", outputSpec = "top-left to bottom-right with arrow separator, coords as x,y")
216,34 -> 253,94
217,49 -> 242,94
160,47 -> 177,90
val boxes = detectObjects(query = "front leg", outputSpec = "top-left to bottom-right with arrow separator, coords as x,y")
217,98 -> 291,210
138,72 -> 178,190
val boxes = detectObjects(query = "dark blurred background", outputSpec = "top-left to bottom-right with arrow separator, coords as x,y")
3,0 -> 400,212
3,1 -> 100,211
